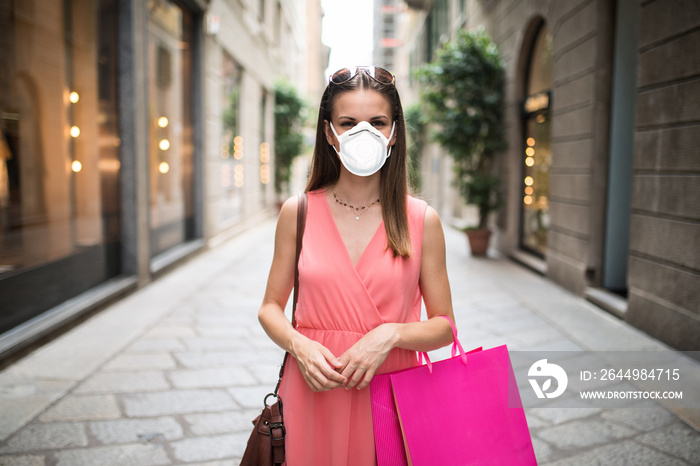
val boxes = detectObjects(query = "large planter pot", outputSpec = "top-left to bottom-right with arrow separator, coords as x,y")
465,228 -> 491,256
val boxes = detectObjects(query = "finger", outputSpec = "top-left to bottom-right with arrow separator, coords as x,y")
321,364 -> 347,385
317,351 -> 347,385
344,366 -> 366,390
330,357 -> 344,371
304,373 -> 323,392
300,362 -> 327,392
310,371 -> 336,392
320,347 -> 344,371
356,367 -> 377,390
339,363 -> 357,381
309,362 -> 344,390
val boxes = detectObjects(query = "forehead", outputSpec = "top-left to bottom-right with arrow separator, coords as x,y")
331,89 -> 392,119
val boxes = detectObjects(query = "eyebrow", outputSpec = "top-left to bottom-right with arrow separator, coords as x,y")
337,115 -> 389,121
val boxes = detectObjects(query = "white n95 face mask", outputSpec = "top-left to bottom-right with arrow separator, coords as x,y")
330,120 -> 395,177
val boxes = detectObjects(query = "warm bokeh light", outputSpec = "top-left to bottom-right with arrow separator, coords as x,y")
524,195 -> 533,205
159,139 -> 170,150
525,147 -> 535,157
69,92 -> 80,103
158,116 -> 169,128
221,165 -> 231,187
233,135 -> 243,160
260,164 -> 270,184
524,176 -> 534,186
525,157 -> 535,167
234,164 -> 244,186
260,142 -> 270,163
527,137 -> 535,146
70,126 -> 80,138
159,162 -> 170,173
525,186 -> 534,195
71,160 -> 82,172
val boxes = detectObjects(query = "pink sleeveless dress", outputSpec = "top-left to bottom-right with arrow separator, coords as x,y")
278,190 -> 427,465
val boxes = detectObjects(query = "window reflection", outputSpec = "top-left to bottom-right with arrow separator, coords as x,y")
220,53 -> 243,223
148,0 -> 196,256
0,0 -> 121,333
521,24 -> 552,257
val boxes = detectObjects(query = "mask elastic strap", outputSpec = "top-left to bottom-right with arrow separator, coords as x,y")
385,121 -> 396,159
329,122 -> 342,155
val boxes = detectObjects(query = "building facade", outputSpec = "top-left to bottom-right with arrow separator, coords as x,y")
402,0 -> 699,351
0,0 -> 324,359
373,0 -> 406,72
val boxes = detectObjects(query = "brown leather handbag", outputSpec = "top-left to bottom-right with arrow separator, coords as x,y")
240,193 -> 307,466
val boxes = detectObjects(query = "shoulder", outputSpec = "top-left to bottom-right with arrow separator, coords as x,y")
422,205 -> 443,235
407,194 -> 427,210
406,195 -> 428,220
279,191 -> 317,229
277,194 -> 305,239
279,195 -> 300,221
421,205 -> 446,260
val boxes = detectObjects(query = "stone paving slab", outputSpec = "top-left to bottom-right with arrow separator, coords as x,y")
88,417 -> 183,444
54,443 -> 171,466
0,218 -> 697,465
73,370 -> 171,394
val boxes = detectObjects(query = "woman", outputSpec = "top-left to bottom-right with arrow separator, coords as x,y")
258,66 -> 456,465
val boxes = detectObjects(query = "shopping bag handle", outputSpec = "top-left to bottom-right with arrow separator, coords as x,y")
419,316 -> 468,373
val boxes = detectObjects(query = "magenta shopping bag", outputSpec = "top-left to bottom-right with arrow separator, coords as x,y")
370,317 -> 536,465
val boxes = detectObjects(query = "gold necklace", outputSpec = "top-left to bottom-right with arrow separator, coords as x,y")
332,189 -> 380,221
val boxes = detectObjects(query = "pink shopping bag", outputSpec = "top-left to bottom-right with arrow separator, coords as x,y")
370,317 -> 536,465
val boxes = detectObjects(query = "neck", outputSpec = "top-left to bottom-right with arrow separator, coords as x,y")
333,170 -> 381,205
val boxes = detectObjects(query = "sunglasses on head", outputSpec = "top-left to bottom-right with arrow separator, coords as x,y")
329,66 -> 396,86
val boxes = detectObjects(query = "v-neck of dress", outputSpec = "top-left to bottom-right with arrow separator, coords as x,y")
321,191 -> 385,270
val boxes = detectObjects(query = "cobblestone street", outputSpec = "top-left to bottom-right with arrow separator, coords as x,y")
0,218 -> 698,465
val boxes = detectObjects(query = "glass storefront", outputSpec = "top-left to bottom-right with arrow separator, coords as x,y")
220,53 -> 244,225
520,24 -> 552,256
0,0 -> 121,334
148,0 -> 196,257
259,91 -> 270,195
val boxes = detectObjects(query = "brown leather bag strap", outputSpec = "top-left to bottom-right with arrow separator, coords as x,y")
273,192 -> 307,396
269,400 -> 285,465
291,192 -> 307,328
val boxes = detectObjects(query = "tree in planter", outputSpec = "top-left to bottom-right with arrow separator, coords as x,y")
274,81 -> 306,197
415,28 -> 507,253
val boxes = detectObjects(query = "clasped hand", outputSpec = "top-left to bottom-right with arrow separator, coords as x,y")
293,324 -> 397,392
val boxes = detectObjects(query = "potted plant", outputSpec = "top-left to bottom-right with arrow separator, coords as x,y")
415,28 -> 507,255
274,81 -> 306,204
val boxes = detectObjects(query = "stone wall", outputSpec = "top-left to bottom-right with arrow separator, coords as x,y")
466,0 -> 614,294
467,0 -> 700,350
625,0 -> 700,350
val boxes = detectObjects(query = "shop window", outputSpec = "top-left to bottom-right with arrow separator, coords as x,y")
520,24 -> 552,256
148,0 -> 196,257
425,0 -> 449,62
260,91 -> 270,193
221,53 -> 243,223
0,0 -> 121,333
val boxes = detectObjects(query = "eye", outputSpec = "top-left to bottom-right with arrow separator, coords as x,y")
371,120 -> 386,127
339,121 -> 354,127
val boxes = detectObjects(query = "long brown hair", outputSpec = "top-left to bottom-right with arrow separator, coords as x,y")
305,71 -> 412,258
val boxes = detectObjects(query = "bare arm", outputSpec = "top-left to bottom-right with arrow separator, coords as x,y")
338,206 -> 455,389
258,196 -> 347,392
